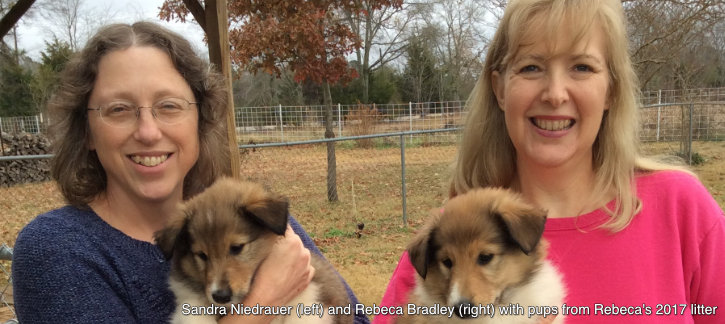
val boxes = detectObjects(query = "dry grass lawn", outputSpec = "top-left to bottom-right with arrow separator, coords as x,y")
1,140 -> 724,321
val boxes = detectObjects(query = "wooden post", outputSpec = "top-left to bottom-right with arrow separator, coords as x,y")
205,0 -> 240,179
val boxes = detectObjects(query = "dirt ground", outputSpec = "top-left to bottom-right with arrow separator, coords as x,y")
1,140 -> 724,321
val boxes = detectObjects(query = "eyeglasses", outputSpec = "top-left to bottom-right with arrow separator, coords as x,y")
87,97 -> 197,128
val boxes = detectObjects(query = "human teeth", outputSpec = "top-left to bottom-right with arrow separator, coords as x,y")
533,118 -> 573,131
131,154 -> 168,167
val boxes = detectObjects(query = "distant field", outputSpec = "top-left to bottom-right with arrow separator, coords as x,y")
1,140 -> 724,321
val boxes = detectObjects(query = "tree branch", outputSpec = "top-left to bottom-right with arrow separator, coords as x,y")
0,0 -> 36,39
181,0 -> 206,33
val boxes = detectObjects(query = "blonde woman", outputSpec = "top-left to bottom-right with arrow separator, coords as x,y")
375,0 -> 725,323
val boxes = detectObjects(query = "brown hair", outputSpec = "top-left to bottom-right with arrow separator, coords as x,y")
48,21 -> 230,207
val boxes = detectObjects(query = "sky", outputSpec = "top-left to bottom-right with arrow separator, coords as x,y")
8,0 -> 206,60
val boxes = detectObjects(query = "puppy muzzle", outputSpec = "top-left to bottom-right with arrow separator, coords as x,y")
454,299 -> 476,319
212,286 -> 232,304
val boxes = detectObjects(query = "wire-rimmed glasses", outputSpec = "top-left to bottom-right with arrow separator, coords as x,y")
87,97 -> 197,128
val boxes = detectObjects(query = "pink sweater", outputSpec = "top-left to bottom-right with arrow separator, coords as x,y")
373,171 -> 725,323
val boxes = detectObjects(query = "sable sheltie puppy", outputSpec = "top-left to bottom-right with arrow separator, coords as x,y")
156,177 -> 352,324
396,188 -> 565,324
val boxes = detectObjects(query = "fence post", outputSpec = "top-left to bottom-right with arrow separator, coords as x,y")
34,115 -> 40,134
40,112 -> 45,134
278,104 -> 284,142
400,134 -> 407,226
688,103 -> 693,165
338,103 -> 342,136
0,117 -> 4,154
656,106 -> 661,142
408,102 -> 413,145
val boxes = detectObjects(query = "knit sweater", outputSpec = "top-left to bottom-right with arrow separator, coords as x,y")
12,206 -> 370,324
373,171 -> 725,323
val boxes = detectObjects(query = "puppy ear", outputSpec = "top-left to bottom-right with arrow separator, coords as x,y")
239,195 -> 289,236
494,207 -> 547,254
155,211 -> 191,260
407,226 -> 438,279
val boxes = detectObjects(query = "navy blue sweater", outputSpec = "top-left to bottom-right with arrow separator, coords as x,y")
12,206 -> 369,324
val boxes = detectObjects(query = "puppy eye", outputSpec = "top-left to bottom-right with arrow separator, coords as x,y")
229,244 -> 245,255
442,258 -> 453,268
195,252 -> 208,261
477,253 -> 494,265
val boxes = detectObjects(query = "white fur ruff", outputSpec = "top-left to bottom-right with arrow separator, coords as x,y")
169,279 -> 333,324
169,277 -> 218,324
413,261 -> 566,324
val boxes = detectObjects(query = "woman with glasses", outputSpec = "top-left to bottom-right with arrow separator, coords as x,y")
12,22 -> 368,324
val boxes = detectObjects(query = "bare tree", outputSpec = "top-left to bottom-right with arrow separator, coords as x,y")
0,0 -> 36,40
37,0 -> 115,51
429,0 -> 488,100
624,0 -> 725,89
39,0 -> 82,50
343,0 -> 407,103
713,20 -> 725,55
1,0 -> 38,63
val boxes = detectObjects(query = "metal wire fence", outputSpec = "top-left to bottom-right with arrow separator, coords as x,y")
235,101 -> 464,144
1,95 -> 725,320
1,101 -> 725,318
640,103 -> 725,142
641,87 -> 725,105
1,87 -> 724,140
0,245 -> 13,323
0,116 -> 46,136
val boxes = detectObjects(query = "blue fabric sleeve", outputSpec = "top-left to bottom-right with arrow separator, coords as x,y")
12,208 -> 369,324
12,217 -> 139,323
12,207 -> 174,323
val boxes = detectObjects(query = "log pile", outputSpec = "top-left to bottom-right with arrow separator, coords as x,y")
0,132 -> 52,186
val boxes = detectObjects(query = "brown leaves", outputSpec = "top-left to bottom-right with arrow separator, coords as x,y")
158,0 -> 191,23
229,1 -> 360,85
0,182 -> 64,247
159,0 -> 401,86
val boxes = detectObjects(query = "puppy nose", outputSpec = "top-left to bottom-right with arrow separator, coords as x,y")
212,287 -> 232,304
455,300 -> 475,318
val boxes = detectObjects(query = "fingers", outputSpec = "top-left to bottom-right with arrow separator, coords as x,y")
285,228 -> 314,292
307,263 -> 316,283
247,226 -> 314,306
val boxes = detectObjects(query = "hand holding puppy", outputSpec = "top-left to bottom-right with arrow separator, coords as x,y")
247,226 -> 315,306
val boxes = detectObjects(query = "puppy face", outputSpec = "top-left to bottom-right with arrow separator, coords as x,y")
155,178 -> 289,305
408,187 -> 547,310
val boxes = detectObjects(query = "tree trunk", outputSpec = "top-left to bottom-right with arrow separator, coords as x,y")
323,81 -> 338,202
361,69 -> 370,104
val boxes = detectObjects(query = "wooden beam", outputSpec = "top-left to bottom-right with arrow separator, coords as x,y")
205,0 -> 240,179
0,0 -> 36,39
180,0 -> 206,34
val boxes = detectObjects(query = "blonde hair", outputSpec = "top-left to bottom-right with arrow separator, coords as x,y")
451,0 -> 686,231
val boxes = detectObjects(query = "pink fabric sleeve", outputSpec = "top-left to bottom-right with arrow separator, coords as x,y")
371,251 -> 416,324
690,211 -> 725,324
674,172 -> 725,324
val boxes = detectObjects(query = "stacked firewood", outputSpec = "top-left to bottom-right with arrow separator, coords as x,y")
0,132 -> 52,186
